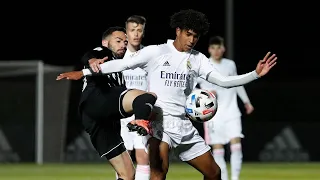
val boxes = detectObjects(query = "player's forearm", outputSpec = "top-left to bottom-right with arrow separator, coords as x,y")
82,59 -> 129,75
206,70 -> 259,88
236,86 -> 250,104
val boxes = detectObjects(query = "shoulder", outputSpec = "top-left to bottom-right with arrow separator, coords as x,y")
223,58 -> 236,67
191,50 -> 209,63
223,58 -> 235,64
92,46 -> 110,53
93,47 -> 103,51
85,46 -> 113,59
191,49 -> 206,59
136,44 -> 168,57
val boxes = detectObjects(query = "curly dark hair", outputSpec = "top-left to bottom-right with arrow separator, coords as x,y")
170,9 -> 210,36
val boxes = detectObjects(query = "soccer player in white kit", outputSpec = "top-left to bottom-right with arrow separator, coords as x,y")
121,15 -> 150,180
58,9 -> 277,180
198,36 -> 254,180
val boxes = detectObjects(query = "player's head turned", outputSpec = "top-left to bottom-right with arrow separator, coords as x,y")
102,26 -> 128,58
170,9 -> 210,52
125,15 -> 146,47
208,36 -> 225,60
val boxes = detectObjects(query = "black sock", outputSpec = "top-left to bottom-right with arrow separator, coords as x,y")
132,93 -> 156,120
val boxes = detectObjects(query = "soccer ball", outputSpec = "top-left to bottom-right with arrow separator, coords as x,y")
185,89 -> 218,123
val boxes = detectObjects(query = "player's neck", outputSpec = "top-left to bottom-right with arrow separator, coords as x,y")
173,40 -> 184,52
127,43 -> 141,52
211,57 -> 222,63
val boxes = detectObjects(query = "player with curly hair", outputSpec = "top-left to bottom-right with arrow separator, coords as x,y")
57,9 -> 277,180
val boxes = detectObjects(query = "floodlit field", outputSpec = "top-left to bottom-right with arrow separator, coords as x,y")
0,162 -> 319,180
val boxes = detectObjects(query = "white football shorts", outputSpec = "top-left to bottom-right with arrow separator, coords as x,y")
203,117 -> 244,145
143,109 -> 211,162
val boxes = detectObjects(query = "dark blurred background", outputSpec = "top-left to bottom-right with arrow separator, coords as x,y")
0,0 -> 318,165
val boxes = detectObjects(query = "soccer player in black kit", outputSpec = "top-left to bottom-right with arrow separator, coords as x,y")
72,26 -> 157,180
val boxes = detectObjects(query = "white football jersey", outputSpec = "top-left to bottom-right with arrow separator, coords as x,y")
122,46 -> 148,91
129,40 -> 214,116
86,40 -> 258,117
197,58 -> 241,119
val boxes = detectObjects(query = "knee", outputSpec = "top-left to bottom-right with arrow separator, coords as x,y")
204,166 -> 221,180
133,92 -> 157,105
135,150 -> 149,165
148,92 -> 157,99
230,143 -> 243,156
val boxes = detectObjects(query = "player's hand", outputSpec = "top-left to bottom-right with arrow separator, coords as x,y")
255,52 -> 277,77
89,57 -> 108,73
244,103 -> 254,115
56,71 -> 84,80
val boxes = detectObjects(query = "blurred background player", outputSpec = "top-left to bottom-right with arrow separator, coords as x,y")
198,36 -> 254,180
119,15 -> 150,180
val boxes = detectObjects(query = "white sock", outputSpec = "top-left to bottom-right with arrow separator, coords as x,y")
230,143 -> 243,180
135,165 -> 150,180
213,148 -> 228,180
115,172 -> 119,180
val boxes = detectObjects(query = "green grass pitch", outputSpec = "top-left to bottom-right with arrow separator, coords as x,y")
0,163 -> 319,180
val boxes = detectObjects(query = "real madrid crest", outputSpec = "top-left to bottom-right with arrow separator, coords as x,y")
187,59 -> 192,70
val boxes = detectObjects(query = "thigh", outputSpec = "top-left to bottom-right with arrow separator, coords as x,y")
186,150 -> 221,179
109,151 -> 135,180
82,87 -> 130,121
225,117 -> 244,140
175,133 -> 211,162
121,89 -> 150,114
83,112 -> 126,160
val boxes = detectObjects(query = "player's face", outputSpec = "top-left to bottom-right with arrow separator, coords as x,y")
107,31 -> 128,58
208,44 -> 225,60
126,22 -> 144,47
176,28 -> 199,52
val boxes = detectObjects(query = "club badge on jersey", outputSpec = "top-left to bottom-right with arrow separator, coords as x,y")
184,59 -> 195,96
187,59 -> 192,70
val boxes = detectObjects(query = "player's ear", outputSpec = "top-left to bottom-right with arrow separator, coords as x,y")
221,45 -> 226,53
176,27 -> 181,36
142,25 -> 146,38
102,40 -> 108,47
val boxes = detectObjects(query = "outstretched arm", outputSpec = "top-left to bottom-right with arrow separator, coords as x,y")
82,45 -> 158,76
56,45 -> 160,81
206,70 -> 259,88
202,52 -> 277,88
